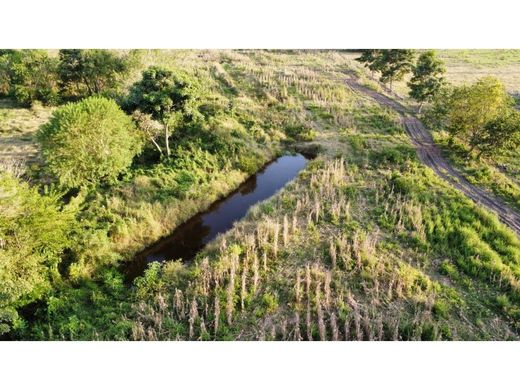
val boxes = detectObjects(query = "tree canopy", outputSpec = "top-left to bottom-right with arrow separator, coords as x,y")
37,96 -> 143,189
58,49 -> 137,98
408,50 -> 446,111
126,66 -> 203,157
475,109 -> 520,158
356,49 -> 415,90
0,50 -> 60,106
446,77 -> 512,146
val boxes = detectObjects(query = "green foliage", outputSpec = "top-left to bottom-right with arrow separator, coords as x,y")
285,123 -> 317,142
126,66 -> 203,158
0,50 -> 60,106
371,145 -> 415,167
0,172 -> 75,335
356,49 -> 383,76
445,77 -> 512,146
27,269 -> 132,340
38,96 -> 143,189
377,50 -> 415,89
408,51 -> 446,109
356,49 -> 414,89
357,49 -> 415,90
476,109 -> 520,158
58,49 -> 137,98
126,66 -> 203,123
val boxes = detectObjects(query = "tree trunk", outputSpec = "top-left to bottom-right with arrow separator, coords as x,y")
149,137 -> 163,157
165,123 -> 171,158
389,79 -> 393,92
418,102 -> 424,114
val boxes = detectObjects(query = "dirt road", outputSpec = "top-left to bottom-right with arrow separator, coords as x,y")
345,78 -> 520,236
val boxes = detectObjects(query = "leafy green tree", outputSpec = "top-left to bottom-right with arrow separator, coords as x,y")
356,50 -> 383,78
0,50 -> 60,106
0,172 -> 75,335
446,77 -> 512,149
378,49 -> 415,91
408,50 -> 446,112
126,66 -> 202,158
37,96 -> 143,189
473,109 -> 520,158
58,49 -> 137,98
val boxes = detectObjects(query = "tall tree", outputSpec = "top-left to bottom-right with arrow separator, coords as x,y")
126,66 -> 202,158
356,50 -> 383,78
378,49 -> 415,91
408,50 -> 446,113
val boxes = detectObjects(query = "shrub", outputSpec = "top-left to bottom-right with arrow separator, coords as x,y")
0,172 -> 75,335
0,50 -> 60,106
58,49 -> 138,99
38,96 -> 143,189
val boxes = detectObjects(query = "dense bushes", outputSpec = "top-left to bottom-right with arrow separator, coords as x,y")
58,49 -> 137,99
0,49 -> 138,107
0,172 -> 75,335
38,96 -> 143,189
425,77 -> 517,159
0,50 -> 60,106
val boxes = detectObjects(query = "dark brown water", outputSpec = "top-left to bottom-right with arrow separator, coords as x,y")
124,153 -> 309,280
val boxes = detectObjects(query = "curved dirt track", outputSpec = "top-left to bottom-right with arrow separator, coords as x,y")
345,78 -> 520,236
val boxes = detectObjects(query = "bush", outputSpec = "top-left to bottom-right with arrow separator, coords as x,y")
58,49 -> 138,99
38,96 -> 143,189
371,145 -> 415,167
0,50 -> 60,106
0,172 -> 75,335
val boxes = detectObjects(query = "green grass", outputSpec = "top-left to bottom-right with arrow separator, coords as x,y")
432,130 -> 520,212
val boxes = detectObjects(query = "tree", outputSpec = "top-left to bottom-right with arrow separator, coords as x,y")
473,109 -> 520,158
58,49 -> 136,98
37,96 -> 143,189
446,77 -> 512,149
126,66 -> 202,158
0,172 -> 75,335
0,50 -> 60,106
408,51 -> 446,113
378,50 -> 415,91
356,50 -> 383,78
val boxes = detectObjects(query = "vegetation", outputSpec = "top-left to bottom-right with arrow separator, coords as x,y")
125,66 -> 203,158
408,51 -> 446,112
0,50 -> 60,106
58,49 -> 137,99
0,171 -> 75,334
1,50 -> 519,340
37,96 -> 143,189
423,76 -> 520,211
356,49 -> 415,90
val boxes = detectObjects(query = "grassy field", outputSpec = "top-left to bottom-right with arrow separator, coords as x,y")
10,50 -> 518,340
343,50 -> 520,97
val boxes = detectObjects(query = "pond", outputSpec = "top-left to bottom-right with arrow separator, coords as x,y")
124,153 -> 310,280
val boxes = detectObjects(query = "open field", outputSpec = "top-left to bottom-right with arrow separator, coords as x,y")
344,50 -> 520,97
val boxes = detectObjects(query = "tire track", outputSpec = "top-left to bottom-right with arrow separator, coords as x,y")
345,78 -> 520,236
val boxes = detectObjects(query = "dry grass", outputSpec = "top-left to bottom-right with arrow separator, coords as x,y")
343,50 -> 520,96
0,100 -> 53,167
